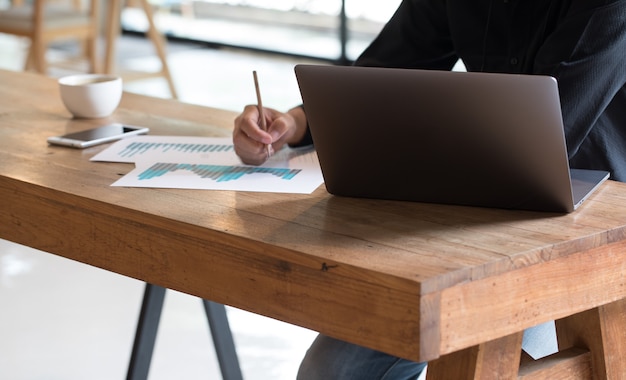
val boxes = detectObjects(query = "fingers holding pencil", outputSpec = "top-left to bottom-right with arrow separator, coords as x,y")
233,106 -> 272,165
234,69 -> 310,165
233,104 -> 303,165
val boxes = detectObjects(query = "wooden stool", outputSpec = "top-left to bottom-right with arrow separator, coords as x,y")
104,0 -> 178,99
0,0 -> 100,74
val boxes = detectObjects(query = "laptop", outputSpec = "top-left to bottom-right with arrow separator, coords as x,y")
294,64 -> 609,213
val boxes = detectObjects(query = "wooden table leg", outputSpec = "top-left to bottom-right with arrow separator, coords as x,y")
103,0 -> 178,98
426,332 -> 523,380
104,0 -> 121,75
555,297 -> 626,379
138,0 -> 178,99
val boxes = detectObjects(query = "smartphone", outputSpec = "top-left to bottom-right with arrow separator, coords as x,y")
47,123 -> 149,148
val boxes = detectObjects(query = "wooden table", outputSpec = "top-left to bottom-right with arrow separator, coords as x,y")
1,69 -> 625,379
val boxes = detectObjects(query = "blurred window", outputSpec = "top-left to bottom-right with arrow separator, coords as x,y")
122,0 -> 402,62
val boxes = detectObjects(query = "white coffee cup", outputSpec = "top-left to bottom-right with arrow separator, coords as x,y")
58,74 -> 123,118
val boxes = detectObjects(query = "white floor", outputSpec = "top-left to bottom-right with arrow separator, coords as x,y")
0,33 -> 321,380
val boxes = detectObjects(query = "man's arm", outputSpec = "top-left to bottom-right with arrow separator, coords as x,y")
533,0 -> 626,162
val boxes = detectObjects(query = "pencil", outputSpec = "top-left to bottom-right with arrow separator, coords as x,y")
253,70 -> 272,158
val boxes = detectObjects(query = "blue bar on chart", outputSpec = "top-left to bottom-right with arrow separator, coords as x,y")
118,142 -> 234,158
138,163 -> 302,182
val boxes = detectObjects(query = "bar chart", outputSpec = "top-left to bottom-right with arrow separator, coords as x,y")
138,163 -> 302,182
91,136 -> 324,193
118,141 -> 234,159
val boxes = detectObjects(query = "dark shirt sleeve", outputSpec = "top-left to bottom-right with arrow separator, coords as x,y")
354,0 -> 458,70
532,0 -> 626,178
288,127 -> 314,148
288,105 -> 314,148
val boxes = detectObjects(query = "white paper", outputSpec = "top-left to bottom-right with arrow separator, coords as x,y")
91,136 -> 324,194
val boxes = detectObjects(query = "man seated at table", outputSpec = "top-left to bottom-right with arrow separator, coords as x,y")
232,0 -> 626,378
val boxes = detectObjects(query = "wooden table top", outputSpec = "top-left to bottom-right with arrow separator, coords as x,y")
2,68 -> 626,363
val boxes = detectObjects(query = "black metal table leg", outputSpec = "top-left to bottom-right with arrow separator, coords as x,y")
127,283 -> 243,380
203,300 -> 244,380
127,283 -> 166,380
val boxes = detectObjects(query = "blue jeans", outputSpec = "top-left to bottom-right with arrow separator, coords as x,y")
296,322 -> 557,380
296,335 -> 427,380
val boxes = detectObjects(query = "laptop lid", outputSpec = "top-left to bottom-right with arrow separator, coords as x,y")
294,64 -> 609,213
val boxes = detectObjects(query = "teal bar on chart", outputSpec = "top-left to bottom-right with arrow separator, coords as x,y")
138,163 -> 302,182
